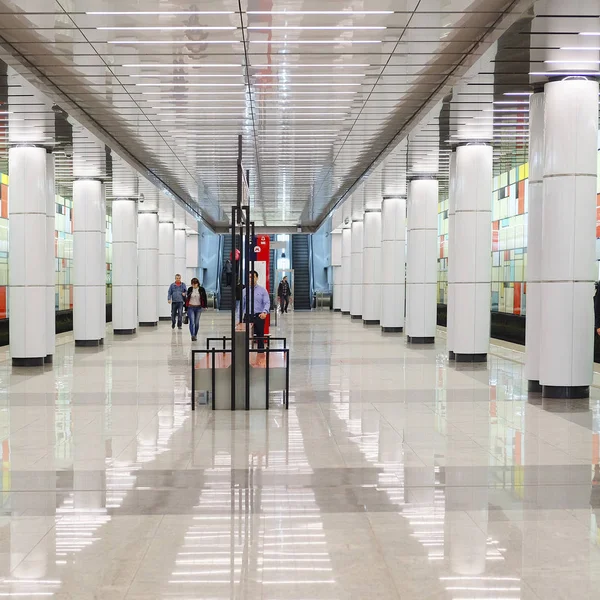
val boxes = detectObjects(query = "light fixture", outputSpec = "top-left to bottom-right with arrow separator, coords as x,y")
250,63 -> 370,68
123,63 -> 242,68
109,40 -> 241,45
529,71 -> 600,76
98,26 -> 236,31
246,10 -> 393,14
135,83 -> 243,87
247,25 -> 386,30
87,10 -> 234,15
249,39 -> 382,44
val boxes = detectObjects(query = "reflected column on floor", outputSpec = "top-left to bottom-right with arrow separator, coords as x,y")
138,211 -> 159,327
112,157 -> 139,335
158,221 -> 175,321
453,144 -> 492,363
539,77 -> 598,399
381,196 -> 406,333
406,178 -> 438,344
363,209 -> 382,325
350,219 -> 364,320
341,226 -> 352,315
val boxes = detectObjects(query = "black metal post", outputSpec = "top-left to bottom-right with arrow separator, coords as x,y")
231,206 -> 237,411
244,206 -> 251,411
285,349 -> 290,409
265,348 -> 270,410
191,350 -> 196,411
211,350 -> 216,411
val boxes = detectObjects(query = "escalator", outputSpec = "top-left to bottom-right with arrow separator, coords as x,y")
291,234 -> 311,311
219,235 -> 233,311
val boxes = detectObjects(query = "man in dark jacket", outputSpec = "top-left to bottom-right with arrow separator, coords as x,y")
277,276 -> 292,314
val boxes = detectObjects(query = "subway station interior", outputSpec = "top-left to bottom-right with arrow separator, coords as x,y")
1,0 -> 600,598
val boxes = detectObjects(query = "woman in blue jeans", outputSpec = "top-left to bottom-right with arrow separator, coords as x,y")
185,278 -> 207,342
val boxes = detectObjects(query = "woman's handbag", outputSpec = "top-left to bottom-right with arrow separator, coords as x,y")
183,313 -> 189,325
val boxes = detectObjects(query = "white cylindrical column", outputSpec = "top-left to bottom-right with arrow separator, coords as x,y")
406,179 -> 438,343
158,221 -> 175,320
341,227 -> 352,315
539,78 -> 599,398
525,92 -> 545,392
362,210 -> 382,324
186,232 -> 200,284
174,228 -> 186,283
447,150 -> 457,360
9,146 -> 47,366
45,152 -> 55,363
381,196 -> 406,332
138,212 -> 159,326
112,199 -> 138,334
453,144 -> 493,362
331,231 -> 342,311
350,220 -> 364,320
73,179 -> 106,346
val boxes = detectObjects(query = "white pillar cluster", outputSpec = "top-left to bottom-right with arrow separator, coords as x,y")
452,144 -> 493,362
174,228 -> 187,284
331,232 -> 342,312
112,200 -> 138,335
539,77 -> 599,398
350,220 -> 364,320
158,221 -> 175,320
138,212 -> 159,326
381,196 -> 406,333
341,227 -> 352,315
112,157 -> 138,335
362,210 -> 382,324
8,146 -> 49,366
73,179 -> 106,346
186,232 -> 200,285
72,127 -> 107,347
525,92 -> 545,391
45,153 -> 56,363
406,179 -> 438,344
447,150 -> 457,360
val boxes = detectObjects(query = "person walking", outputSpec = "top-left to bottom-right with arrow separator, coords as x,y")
168,274 -> 187,329
224,259 -> 233,287
277,276 -> 292,314
241,271 -> 270,351
186,277 -> 207,342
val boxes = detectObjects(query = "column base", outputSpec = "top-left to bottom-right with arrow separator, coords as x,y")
44,355 -> 53,364
455,353 -> 487,363
363,320 -> 380,326
449,351 -> 456,361
139,321 -> 158,327
75,339 -> 103,347
528,380 -> 542,393
407,336 -> 435,344
341,311 -> 350,316
159,317 -> 171,322
114,328 -> 137,335
334,308 -> 341,312
542,385 -> 589,399
351,315 -> 362,320
12,357 -> 44,367
382,327 -> 403,333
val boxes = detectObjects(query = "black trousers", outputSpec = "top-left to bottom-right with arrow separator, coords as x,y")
252,314 -> 266,350
281,296 -> 289,313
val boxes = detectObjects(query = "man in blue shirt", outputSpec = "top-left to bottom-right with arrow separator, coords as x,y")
242,271 -> 270,350
168,274 -> 187,329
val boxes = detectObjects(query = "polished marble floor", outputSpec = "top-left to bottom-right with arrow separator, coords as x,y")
0,311 -> 598,598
